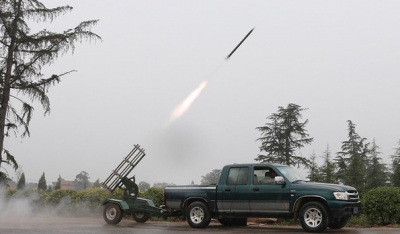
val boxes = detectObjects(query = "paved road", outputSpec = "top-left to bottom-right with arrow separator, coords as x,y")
0,215 -> 398,234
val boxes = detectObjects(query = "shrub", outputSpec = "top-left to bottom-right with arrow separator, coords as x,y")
140,188 -> 163,207
46,189 -> 78,205
362,187 -> 400,225
348,214 -> 370,227
5,189 -> 16,198
110,188 -> 123,199
74,188 -> 110,214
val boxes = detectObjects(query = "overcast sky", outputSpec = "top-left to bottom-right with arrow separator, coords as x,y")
3,0 -> 400,186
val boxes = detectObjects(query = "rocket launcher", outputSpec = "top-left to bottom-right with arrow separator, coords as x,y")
101,144 -> 145,194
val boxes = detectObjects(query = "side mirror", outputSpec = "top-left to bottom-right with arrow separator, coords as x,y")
275,176 -> 285,185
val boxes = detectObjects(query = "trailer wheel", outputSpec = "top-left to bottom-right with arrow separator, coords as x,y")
186,201 -> 211,228
133,211 -> 150,223
103,203 -> 123,225
299,202 -> 329,233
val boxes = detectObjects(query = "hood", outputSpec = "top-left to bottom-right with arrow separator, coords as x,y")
291,181 -> 358,192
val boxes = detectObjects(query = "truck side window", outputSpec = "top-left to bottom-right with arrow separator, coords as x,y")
227,167 -> 249,185
253,167 -> 276,185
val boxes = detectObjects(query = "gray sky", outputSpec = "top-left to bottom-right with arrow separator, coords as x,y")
3,0 -> 400,186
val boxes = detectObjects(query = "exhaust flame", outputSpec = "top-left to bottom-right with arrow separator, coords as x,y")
170,80 -> 208,121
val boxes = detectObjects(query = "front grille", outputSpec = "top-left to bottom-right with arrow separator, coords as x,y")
346,190 -> 359,201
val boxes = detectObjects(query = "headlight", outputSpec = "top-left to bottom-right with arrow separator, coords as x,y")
333,192 -> 348,200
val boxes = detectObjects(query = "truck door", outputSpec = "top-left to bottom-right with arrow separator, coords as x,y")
250,166 -> 291,213
218,166 -> 250,213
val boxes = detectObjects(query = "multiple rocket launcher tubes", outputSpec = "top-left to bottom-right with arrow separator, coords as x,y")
170,28 -> 255,121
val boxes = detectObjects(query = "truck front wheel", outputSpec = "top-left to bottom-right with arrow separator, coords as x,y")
186,201 -> 211,228
103,203 -> 123,225
299,202 -> 329,233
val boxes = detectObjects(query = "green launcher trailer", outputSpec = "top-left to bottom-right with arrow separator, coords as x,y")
101,144 -> 164,224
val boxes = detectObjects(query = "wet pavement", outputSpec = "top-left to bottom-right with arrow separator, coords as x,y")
0,215 -> 398,234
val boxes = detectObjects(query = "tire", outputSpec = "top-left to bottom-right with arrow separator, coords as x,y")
103,203 -> 123,225
218,217 -> 247,226
299,202 -> 329,233
133,211 -> 150,223
328,217 -> 349,229
186,201 -> 211,228
234,218 -> 247,226
218,217 -> 233,226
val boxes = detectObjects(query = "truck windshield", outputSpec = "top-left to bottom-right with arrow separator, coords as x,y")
276,166 -> 308,183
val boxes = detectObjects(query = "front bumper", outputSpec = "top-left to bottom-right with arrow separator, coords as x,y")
329,200 -> 361,219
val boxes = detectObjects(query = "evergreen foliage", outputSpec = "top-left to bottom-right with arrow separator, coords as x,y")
38,172 -> 47,191
255,103 -> 313,167
391,140 -> 400,186
362,187 -> 400,225
320,145 -> 337,184
335,120 -> 369,192
306,152 -> 322,182
141,188 -> 163,207
16,172 -> 25,190
0,0 -> 101,170
365,139 -> 388,190
0,171 -> 10,188
54,175 -> 61,190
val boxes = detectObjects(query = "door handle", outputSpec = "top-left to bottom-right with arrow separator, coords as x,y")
253,188 -> 259,191
225,188 -> 231,192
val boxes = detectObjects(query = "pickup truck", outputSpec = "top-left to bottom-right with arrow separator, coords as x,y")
163,163 -> 360,233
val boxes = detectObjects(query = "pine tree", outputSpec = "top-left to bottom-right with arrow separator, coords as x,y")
0,0 -> 101,169
391,140 -> 400,186
54,175 -> 61,190
335,120 -> 369,192
255,103 -> 313,167
320,145 -> 337,184
38,172 -> 47,191
365,139 -> 388,190
16,172 -> 25,190
307,152 -> 322,182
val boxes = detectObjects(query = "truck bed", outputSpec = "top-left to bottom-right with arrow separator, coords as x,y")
164,185 -> 217,210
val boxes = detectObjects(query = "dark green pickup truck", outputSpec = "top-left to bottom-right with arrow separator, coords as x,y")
163,163 -> 360,233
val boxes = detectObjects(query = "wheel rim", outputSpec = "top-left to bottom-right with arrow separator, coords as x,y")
106,207 -> 117,220
189,206 -> 204,224
135,212 -> 145,219
304,207 -> 322,227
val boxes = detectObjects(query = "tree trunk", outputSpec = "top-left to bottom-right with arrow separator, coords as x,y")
0,0 -> 22,168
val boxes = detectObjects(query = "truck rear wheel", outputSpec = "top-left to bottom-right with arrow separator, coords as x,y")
186,201 -> 211,228
133,211 -> 150,223
103,203 -> 123,225
328,217 -> 349,229
299,202 -> 329,233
